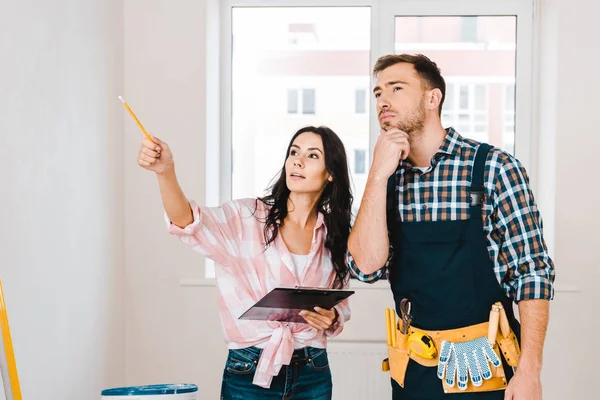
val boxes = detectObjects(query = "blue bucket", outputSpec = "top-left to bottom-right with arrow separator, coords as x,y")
101,384 -> 198,399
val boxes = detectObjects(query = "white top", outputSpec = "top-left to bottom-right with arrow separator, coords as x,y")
290,253 -> 309,279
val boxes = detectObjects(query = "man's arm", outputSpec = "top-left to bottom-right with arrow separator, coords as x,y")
347,176 -> 390,274
348,128 -> 409,274
503,299 -> 548,399
517,299 -> 549,373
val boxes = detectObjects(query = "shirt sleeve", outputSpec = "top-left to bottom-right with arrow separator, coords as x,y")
165,199 -> 245,266
326,277 -> 352,337
485,151 -> 556,302
346,241 -> 392,283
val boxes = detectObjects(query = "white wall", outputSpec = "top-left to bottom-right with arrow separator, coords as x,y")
537,0 -> 600,397
0,0 -> 124,399
123,1 -> 226,399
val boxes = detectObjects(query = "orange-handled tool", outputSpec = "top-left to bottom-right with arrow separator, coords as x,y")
0,280 -> 22,400
118,96 -> 153,143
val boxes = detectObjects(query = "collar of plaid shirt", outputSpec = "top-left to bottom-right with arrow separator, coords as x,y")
398,127 -> 462,171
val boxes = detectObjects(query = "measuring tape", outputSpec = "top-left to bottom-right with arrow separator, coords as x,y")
408,331 -> 437,359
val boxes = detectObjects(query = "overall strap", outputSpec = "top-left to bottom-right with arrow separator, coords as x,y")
470,143 -> 492,207
386,169 -> 399,224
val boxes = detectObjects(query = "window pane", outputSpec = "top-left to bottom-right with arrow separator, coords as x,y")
395,16 -> 517,153
355,88 -> 366,114
302,88 -> 316,115
232,7 -> 371,216
475,85 -> 486,110
458,114 -> 470,133
441,113 -> 453,128
460,16 -> 478,42
444,84 -> 454,110
287,89 -> 298,114
459,85 -> 469,109
354,149 -> 366,174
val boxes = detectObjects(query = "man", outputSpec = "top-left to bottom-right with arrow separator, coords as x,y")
347,54 -> 555,399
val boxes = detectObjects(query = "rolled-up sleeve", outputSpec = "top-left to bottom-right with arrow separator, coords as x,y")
346,243 -> 392,283
487,154 -> 555,302
326,300 -> 350,337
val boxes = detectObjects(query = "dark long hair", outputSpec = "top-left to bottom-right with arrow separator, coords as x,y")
257,126 -> 353,289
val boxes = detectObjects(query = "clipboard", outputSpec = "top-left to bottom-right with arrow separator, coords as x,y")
238,286 -> 355,323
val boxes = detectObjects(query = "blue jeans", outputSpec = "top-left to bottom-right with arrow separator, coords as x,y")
220,346 -> 332,400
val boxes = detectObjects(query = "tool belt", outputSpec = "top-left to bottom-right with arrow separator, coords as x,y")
382,302 -> 520,394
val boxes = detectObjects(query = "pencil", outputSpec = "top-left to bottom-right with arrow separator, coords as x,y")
0,280 -> 22,400
390,309 -> 397,347
385,308 -> 392,346
118,96 -> 153,142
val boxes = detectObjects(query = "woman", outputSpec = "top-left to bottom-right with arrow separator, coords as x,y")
137,126 -> 353,400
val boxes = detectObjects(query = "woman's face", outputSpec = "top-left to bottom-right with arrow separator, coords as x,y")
285,132 -> 332,195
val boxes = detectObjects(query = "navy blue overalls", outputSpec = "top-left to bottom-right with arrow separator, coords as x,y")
387,144 -> 521,399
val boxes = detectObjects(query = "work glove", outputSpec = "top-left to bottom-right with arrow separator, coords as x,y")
437,336 -> 502,390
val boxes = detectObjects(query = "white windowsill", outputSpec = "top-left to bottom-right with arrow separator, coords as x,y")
178,278 -> 578,293
178,277 -> 389,289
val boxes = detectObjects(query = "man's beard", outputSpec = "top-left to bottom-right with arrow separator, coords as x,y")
382,101 -> 427,139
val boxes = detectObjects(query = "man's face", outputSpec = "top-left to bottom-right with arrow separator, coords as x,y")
373,62 -> 427,136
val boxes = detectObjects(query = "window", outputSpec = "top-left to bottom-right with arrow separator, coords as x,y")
302,89 -> 316,115
287,89 -> 298,114
287,23 -> 318,46
396,15 -> 517,152
229,6 -> 371,210
355,88 -> 367,114
460,16 -> 479,42
209,1 -> 534,279
442,83 -> 489,143
287,89 -> 316,115
354,149 -> 366,174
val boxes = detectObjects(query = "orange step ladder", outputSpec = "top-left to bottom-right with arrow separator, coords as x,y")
0,280 -> 22,400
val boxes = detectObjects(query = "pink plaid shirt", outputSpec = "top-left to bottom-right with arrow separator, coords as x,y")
167,198 -> 351,388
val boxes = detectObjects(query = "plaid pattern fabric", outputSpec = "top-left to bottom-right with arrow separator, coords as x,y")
348,128 -> 555,302
168,198 -> 350,388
